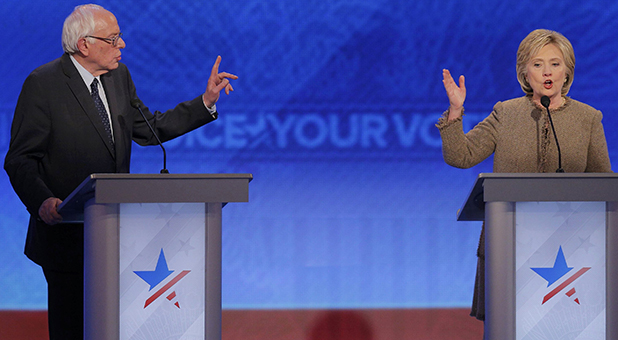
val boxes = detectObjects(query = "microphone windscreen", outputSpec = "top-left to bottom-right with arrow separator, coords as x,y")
130,99 -> 141,109
540,95 -> 551,108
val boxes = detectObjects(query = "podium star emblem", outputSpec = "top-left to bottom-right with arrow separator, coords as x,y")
134,248 -> 191,308
530,246 -> 590,305
531,246 -> 573,287
134,249 -> 174,290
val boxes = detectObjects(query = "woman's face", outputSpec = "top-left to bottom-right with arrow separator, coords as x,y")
525,43 -> 567,105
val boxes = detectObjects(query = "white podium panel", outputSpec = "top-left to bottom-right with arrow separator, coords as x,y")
66,174 -> 251,340
119,203 -> 206,340
458,173 -> 618,339
515,202 -> 606,340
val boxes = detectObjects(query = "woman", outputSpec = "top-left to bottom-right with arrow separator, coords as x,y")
437,29 -> 612,321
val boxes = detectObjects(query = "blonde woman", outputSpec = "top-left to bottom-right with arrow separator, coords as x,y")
437,29 -> 612,323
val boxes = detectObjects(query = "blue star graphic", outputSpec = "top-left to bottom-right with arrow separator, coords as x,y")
531,246 -> 573,287
134,249 -> 174,290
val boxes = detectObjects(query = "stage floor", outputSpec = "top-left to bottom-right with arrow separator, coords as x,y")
0,308 -> 482,339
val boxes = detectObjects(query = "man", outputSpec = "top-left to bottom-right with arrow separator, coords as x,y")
4,4 -> 237,339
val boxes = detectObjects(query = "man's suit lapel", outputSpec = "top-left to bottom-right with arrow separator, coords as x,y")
60,54 -> 116,159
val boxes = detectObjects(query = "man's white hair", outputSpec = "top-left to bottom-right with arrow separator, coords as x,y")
61,4 -> 106,54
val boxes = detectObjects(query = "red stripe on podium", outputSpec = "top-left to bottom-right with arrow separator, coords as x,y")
542,267 -> 590,304
144,270 -> 191,308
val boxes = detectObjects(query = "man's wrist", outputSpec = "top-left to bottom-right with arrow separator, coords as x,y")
202,94 -> 217,118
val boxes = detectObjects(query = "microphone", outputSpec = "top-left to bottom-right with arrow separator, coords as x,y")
540,95 -> 564,173
130,99 -> 169,174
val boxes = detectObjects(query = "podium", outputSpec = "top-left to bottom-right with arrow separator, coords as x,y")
58,173 -> 252,340
458,173 -> 618,340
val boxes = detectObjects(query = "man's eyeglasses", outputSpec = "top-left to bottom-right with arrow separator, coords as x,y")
85,33 -> 123,47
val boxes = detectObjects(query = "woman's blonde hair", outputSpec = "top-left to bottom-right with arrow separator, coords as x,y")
516,29 -> 575,96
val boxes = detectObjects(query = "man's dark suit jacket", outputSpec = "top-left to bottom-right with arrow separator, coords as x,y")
4,53 -> 216,271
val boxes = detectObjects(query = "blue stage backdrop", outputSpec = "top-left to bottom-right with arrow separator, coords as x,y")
1,0 -> 617,310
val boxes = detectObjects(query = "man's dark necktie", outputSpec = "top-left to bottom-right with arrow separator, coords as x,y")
90,78 -> 115,154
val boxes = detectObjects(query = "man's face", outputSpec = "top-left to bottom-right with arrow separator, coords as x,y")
84,10 -> 125,76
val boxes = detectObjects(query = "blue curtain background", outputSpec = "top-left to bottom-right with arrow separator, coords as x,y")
1,0 -> 617,309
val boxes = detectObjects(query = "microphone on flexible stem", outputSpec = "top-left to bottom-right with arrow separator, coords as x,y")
130,99 -> 169,174
540,95 -> 564,173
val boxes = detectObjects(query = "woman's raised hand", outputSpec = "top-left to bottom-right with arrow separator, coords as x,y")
442,69 -> 466,120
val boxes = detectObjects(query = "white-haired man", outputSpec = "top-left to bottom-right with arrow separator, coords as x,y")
4,4 -> 237,339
